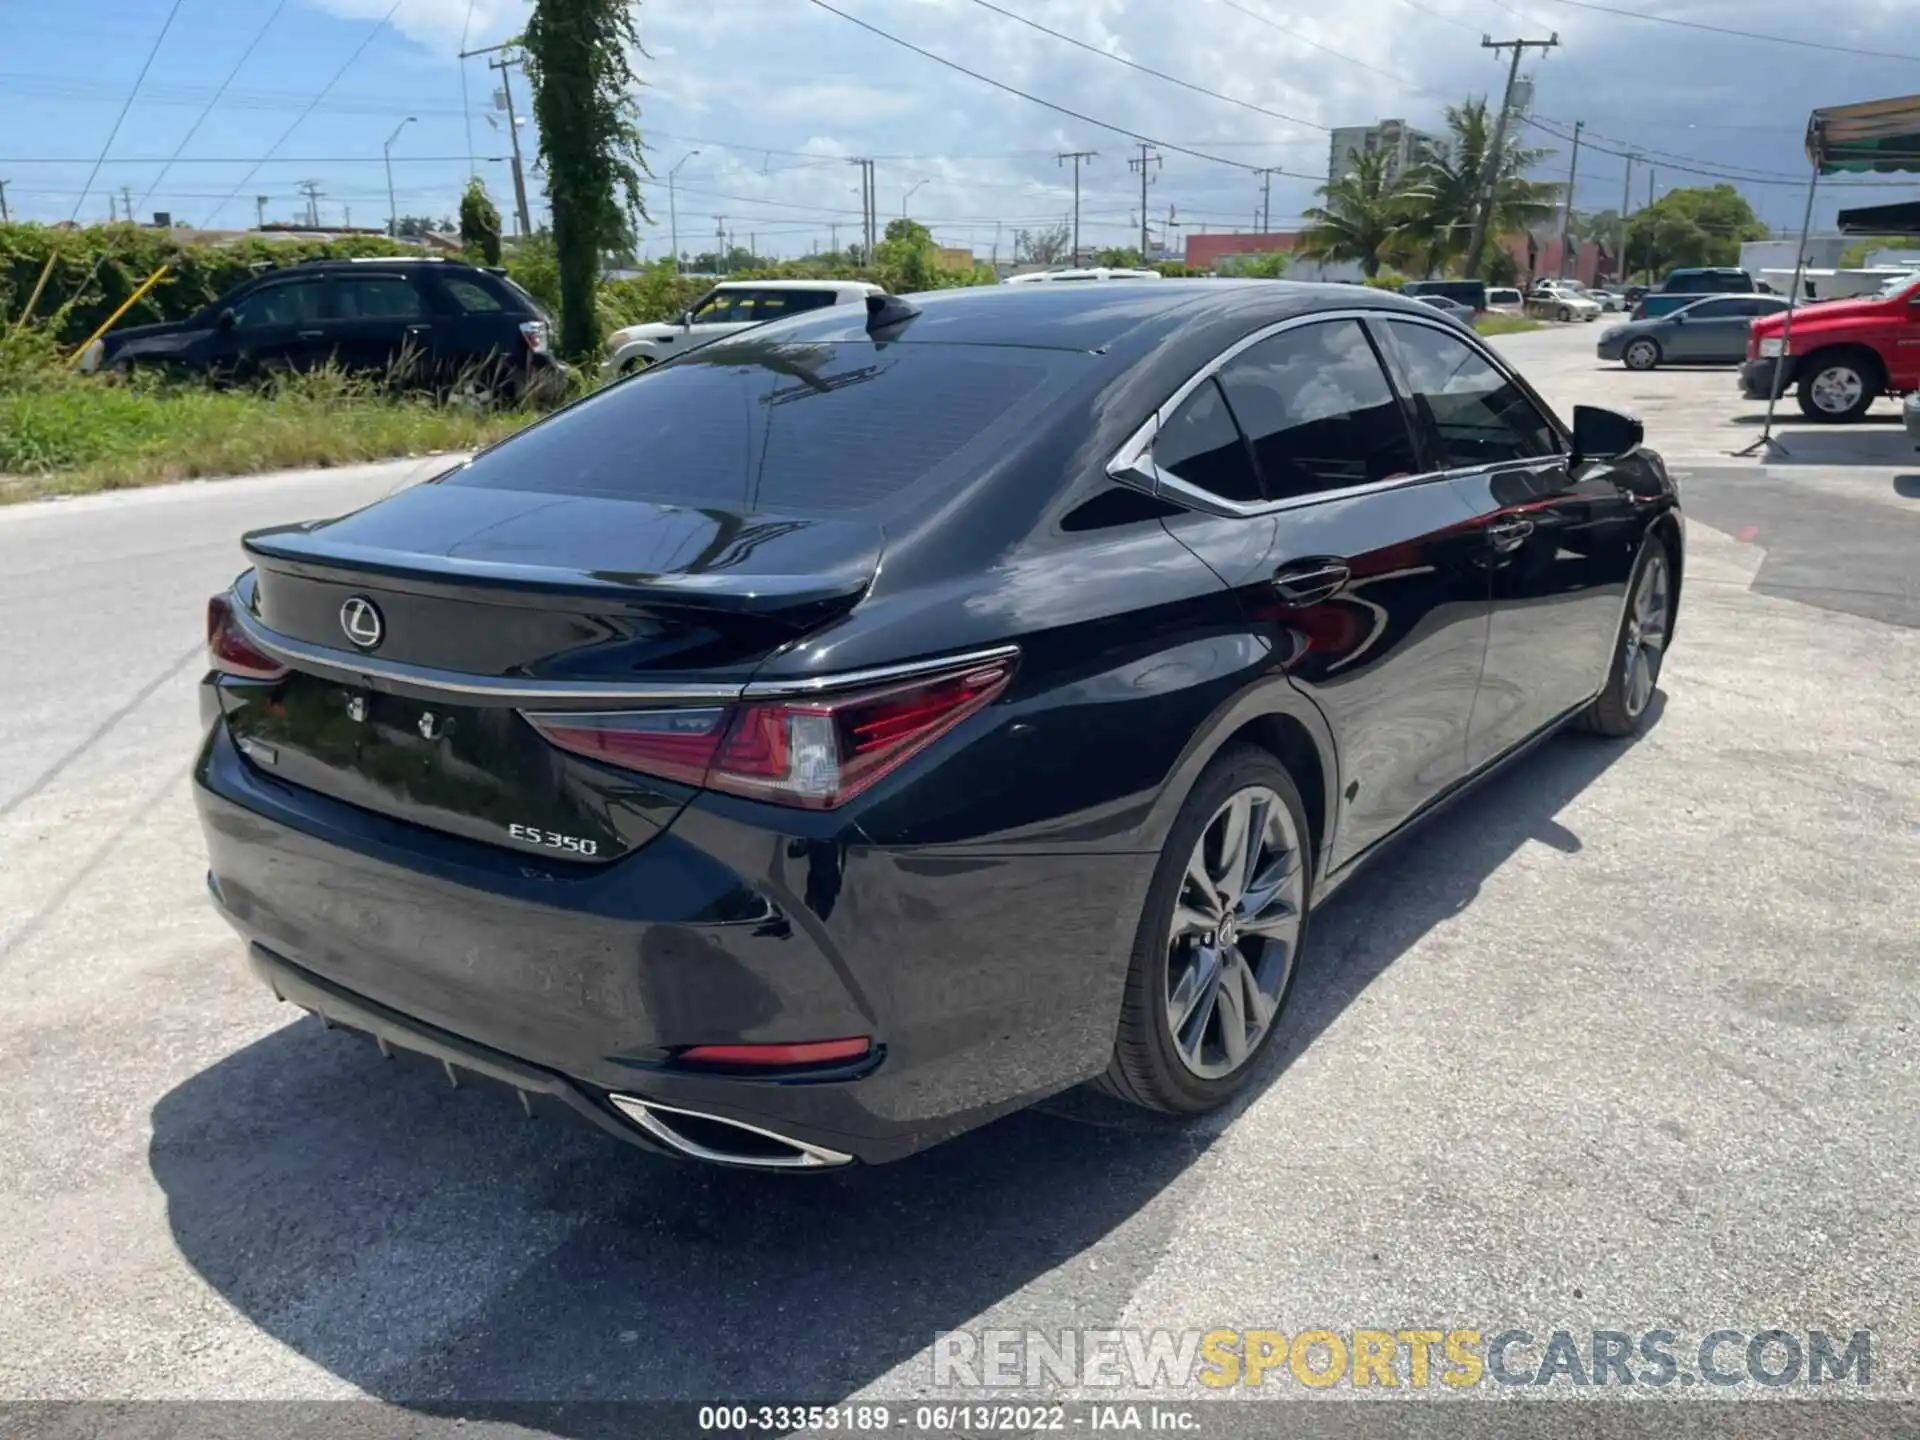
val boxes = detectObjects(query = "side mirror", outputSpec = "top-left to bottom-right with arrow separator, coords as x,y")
1572,404 -> 1642,463
217,308 -> 237,330
1669,311 -> 1685,323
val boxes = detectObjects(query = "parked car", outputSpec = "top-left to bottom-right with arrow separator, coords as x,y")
1401,279 -> 1487,312
1412,293 -> 1476,324
1597,294 -> 1790,370
196,282 -> 1681,1170
1906,389 -> 1920,449
1632,267 -> 1759,320
1741,272 -> 1920,422
78,258 -> 565,401
1527,281 -> 1602,322
1484,286 -> 1526,315
1003,267 -> 1165,284
602,279 -> 885,376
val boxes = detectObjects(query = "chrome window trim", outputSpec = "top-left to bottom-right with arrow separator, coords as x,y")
1107,306 -> 1566,517
226,598 -> 1018,708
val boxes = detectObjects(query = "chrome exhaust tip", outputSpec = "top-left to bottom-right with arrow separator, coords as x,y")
608,1095 -> 853,1170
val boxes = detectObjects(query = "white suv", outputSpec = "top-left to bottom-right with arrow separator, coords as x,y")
603,279 -> 887,376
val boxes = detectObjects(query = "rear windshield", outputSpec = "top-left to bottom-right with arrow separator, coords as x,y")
1403,281 -> 1485,307
445,338 -> 1081,514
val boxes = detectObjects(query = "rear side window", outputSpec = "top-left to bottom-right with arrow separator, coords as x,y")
754,289 -> 843,318
1214,319 -> 1419,500
439,277 -> 505,313
232,278 -> 325,329
1155,377 -> 1260,503
1684,299 -> 1743,318
332,275 -> 426,320
1378,319 -> 1560,469
445,340 -> 1079,514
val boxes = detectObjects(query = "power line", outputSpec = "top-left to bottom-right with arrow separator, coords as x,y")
1525,115 -> 1914,189
199,0 -> 403,227
1391,0 -> 1480,34
962,0 -> 1328,132
64,0 -> 187,221
1214,0 -> 1425,90
1539,0 -> 1920,63
803,0 -> 1319,180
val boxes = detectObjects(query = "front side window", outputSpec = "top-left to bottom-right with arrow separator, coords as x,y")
1154,377 -> 1260,503
231,279 -> 325,329
1684,299 -> 1743,319
1213,319 -> 1419,500
1377,319 -> 1560,470
689,291 -> 744,324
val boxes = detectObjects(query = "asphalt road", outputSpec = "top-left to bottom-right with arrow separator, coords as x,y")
2,324 -> 1917,1427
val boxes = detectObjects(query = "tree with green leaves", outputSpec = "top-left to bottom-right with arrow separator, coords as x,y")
1014,223 -> 1071,267
522,0 -> 647,358
1297,148 -> 1420,279
1624,185 -> 1767,278
457,179 -> 502,265
1400,99 -> 1557,278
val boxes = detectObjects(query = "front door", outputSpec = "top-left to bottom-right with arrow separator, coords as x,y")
210,274 -> 330,379
1664,297 -> 1760,362
1373,315 -> 1639,771
1150,316 -> 1493,870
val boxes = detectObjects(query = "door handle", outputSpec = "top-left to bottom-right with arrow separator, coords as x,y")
1488,517 -> 1534,552
297,329 -> 325,340
1272,560 -> 1351,606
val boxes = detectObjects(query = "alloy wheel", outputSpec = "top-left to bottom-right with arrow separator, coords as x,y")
1165,786 -> 1305,1080
1621,550 -> 1670,718
1809,365 -> 1865,415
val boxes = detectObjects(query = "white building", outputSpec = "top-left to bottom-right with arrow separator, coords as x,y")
1328,119 -> 1440,184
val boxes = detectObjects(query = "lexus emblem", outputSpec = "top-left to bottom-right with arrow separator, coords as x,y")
339,596 -> 384,650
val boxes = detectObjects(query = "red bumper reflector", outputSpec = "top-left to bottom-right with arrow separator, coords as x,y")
678,1037 -> 871,1066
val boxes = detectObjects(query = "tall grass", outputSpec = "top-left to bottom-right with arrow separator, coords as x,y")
0,346 -> 538,503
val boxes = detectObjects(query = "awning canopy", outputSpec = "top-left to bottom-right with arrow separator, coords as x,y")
1835,199 -> 1920,235
1808,93 -> 1920,175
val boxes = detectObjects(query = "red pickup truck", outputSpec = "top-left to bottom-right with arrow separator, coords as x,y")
1741,273 -> 1920,422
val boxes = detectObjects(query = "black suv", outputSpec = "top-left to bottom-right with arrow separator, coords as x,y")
83,257 -> 566,401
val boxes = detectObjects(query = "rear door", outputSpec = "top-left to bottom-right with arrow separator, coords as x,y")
1373,315 -> 1639,771
321,270 -> 435,382
426,270 -> 524,388
1667,297 -> 1752,361
1154,315 -> 1491,869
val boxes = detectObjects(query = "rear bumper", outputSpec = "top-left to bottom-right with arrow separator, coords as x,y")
194,718 -> 1143,1166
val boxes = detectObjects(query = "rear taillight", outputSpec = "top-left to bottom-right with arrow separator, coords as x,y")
678,1037 -> 871,1067
206,594 -> 289,681
525,657 -> 1015,809
519,319 -> 550,354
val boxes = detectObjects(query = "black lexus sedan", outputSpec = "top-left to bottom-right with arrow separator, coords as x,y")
195,281 -> 1682,1170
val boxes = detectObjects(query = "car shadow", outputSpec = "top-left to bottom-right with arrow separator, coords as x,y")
1894,474 -> 1920,499
1729,414 -> 1912,466
147,699 -> 1659,1420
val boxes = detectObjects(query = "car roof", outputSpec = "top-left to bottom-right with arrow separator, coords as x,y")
711,278 -> 882,292
740,278 -> 1449,353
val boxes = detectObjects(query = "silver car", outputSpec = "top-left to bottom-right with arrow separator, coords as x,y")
1596,294 -> 1791,371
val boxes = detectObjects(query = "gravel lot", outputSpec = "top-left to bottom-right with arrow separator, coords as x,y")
2,323 -> 1916,1429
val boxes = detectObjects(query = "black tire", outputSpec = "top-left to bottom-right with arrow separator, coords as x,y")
1577,538 -> 1673,738
1795,351 -> 1880,423
1099,745 -> 1314,1114
1622,337 -> 1661,371
1558,305 -> 1573,322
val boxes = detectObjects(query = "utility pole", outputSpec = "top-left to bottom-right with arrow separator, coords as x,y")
1253,167 -> 1280,233
849,159 -> 872,262
383,115 -> 416,238
1128,144 -> 1160,257
298,181 -> 323,228
1558,120 -> 1582,277
0,179 -> 9,224
255,195 -> 268,229
668,149 -> 699,275
1618,152 -> 1638,286
1057,150 -> 1096,262
120,186 -> 135,226
1463,32 -> 1560,278
715,216 -> 727,273
864,159 -> 877,259
1645,166 -> 1657,284
463,42 -> 533,237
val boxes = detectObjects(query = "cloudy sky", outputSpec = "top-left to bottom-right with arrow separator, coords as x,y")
3,0 -> 1915,257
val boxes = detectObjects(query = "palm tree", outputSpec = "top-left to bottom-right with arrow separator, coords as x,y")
1401,99 -> 1559,278
1297,147 -> 1423,279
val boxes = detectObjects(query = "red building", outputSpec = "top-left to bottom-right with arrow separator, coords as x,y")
1182,232 -> 1297,271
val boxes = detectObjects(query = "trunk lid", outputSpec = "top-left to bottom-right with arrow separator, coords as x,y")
222,483 -> 882,861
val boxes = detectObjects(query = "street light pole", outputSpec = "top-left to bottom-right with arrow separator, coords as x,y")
383,116 -> 416,238
902,179 -> 928,218
669,150 -> 700,274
